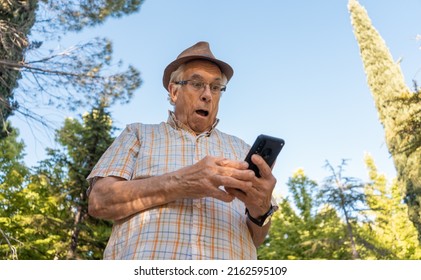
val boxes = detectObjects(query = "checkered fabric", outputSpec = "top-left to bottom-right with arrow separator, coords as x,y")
87,112 -> 257,259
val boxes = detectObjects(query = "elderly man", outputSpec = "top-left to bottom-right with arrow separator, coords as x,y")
87,41 -> 279,260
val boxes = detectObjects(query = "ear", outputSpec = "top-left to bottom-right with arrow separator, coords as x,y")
168,83 -> 179,104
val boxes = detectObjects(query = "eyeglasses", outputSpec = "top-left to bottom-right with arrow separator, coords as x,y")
174,80 -> 226,94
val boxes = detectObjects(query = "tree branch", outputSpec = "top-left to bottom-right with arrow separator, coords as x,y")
0,227 -> 18,260
0,59 -> 101,79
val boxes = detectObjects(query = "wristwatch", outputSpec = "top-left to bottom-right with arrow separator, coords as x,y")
245,204 -> 277,227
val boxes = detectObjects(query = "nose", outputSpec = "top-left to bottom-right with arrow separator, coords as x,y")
200,86 -> 212,102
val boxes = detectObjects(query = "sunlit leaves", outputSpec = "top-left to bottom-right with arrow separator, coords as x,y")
258,164 -> 421,259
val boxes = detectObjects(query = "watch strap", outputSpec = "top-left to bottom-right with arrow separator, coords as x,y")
246,205 -> 276,227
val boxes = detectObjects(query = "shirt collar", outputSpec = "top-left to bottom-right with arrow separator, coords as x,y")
167,110 -> 219,136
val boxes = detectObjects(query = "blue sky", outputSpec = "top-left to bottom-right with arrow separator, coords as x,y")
12,0 -> 421,196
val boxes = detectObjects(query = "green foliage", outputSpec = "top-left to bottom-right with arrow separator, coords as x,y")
0,0 -> 38,137
45,103 -> 115,259
0,104 -> 115,260
1,0 -> 143,259
361,154 -> 421,259
348,0 -> 421,240
5,173 -> 70,260
1,0 -> 143,138
18,37 -> 142,112
0,128 -> 29,259
0,127 -> 75,259
258,169 -> 353,260
1,0 -> 143,258
259,162 -> 421,260
3,131 -> 421,259
318,160 -> 366,259
39,0 -> 144,32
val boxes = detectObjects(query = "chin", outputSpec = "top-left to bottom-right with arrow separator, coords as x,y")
192,124 -> 210,134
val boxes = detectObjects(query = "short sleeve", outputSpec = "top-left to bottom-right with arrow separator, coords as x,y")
86,124 -> 141,188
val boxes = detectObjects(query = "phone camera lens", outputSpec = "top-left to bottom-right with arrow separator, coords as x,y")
261,148 -> 272,159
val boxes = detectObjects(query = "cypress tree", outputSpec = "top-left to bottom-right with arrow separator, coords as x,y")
348,0 -> 421,239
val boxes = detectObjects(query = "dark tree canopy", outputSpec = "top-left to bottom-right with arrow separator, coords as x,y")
0,0 -> 144,138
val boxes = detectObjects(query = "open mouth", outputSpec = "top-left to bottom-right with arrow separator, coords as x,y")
196,109 -> 209,117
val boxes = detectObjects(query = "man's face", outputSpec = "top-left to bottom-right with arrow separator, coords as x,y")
169,60 -> 224,134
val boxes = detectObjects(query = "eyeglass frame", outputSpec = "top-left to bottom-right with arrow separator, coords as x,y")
173,80 -> 227,94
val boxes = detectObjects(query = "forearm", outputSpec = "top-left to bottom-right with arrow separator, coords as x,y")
88,156 -> 251,221
88,174 -> 182,221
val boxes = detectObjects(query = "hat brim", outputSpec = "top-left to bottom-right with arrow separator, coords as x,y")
162,56 -> 233,91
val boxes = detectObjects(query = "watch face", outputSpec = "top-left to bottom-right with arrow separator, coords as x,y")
262,214 -> 272,226
261,206 -> 276,226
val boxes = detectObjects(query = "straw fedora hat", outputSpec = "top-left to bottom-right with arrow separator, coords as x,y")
162,41 -> 234,91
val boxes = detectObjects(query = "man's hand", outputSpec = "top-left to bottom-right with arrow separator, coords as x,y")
172,155 -> 256,203
224,154 -> 277,247
88,155 -> 256,221
225,154 -> 277,218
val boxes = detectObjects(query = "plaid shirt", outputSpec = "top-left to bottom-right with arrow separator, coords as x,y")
87,112 -> 257,259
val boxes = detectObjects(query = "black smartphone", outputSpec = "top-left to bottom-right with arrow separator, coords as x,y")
245,134 -> 285,177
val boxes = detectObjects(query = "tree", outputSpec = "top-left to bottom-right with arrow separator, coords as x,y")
348,0 -> 421,240
1,0 -> 145,259
258,161 -> 421,260
4,163 -> 70,260
39,0 -> 144,32
0,103 -> 116,260
0,0 -> 38,137
0,128 -> 29,259
45,102 -> 115,259
0,0 -> 144,138
362,154 -> 421,259
258,169 -> 352,260
318,160 -> 366,259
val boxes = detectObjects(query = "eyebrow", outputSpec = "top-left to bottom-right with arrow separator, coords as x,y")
189,74 -> 222,82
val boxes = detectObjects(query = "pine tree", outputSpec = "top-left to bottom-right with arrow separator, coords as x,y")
1,0 -> 144,260
348,0 -> 421,239
318,160 -> 366,259
0,103 -> 115,259
50,102 -> 115,259
0,0 -> 38,137
0,0 -> 143,138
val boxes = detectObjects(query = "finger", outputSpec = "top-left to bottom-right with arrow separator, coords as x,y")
215,165 -> 255,183
224,178 -> 257,197
217,158 -> 249,170
225,187 -> 247,201
212,187 -> 235,203
218,174 -> 254,192
252,154 -> 273,178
